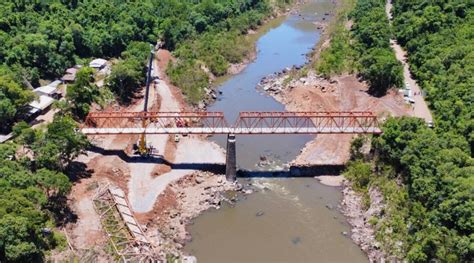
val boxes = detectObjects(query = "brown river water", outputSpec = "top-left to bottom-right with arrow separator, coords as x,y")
184,1 -> 368,262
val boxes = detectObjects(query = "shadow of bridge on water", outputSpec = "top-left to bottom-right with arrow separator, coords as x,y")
88,145 -> 345,178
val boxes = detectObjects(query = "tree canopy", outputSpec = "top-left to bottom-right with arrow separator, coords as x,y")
343,1 -> 473,261
66,67 -> 99,119
0,66 -> 34,132
0,114 -> 88,261
0,0 -> 272,98
315,0 -> 403,95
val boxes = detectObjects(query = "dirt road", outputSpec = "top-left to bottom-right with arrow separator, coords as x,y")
69,49 -> 227,251
129,138 -> 225,212
262,72 -> 409,165
386,0 -> 433,123
127,51 -> 225,213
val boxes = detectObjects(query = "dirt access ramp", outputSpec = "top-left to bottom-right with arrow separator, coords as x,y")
68,48 -> 228,255
263,72 -> 409,165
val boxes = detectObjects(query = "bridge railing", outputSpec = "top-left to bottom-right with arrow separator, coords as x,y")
81,111 -> 381,135
233,111 -> 380,134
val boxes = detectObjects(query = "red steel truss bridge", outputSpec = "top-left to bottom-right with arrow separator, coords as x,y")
81,111 -> 382,135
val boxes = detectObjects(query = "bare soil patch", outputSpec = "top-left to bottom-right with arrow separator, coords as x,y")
138,172 -> 241,259
260,71 -> 409,165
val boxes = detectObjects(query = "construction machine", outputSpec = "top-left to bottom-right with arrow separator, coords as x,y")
133,47 -> 156,156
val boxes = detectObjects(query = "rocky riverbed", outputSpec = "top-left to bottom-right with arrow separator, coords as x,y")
256,54 -> 408,262
139,171 -> 251,261
341,181 -> 388,262
257,69 -> 338,102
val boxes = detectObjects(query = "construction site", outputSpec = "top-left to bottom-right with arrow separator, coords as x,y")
2,0 -> 470,261
64,2 -> 431,262
65,41 -> 415,261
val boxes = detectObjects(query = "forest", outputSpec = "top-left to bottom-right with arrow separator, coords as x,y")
0,0 -> 277,261
0,0 -> 275,128
345,0 -> 473,262
316,0 -> 403,96
0,116 -> 89,262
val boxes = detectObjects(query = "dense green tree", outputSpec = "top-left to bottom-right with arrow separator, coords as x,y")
35,168 -> 71,199
0,143 -> 17,160
0,215 -> 42,262
66,67 -> 99,119
107,59 -> 143,104
167,60 -> 209,103
121,41 -> 152,62
12,121 -> 38,145
316,24 -> 354,77
33,115 -> 89,171
359,48 -> 403,96
0,66 -> 34,131
0,0 -> 270,81
315,0 -> 403,94
344,160 -> 372,191
349,0 -> 403,94
352,7 -> 391,49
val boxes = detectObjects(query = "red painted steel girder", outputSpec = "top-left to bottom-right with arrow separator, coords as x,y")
86,111 -> 224,118
82,111 -> 381,134
84,111 -> 228,130
238,111 -> 376,117
234,111 -> 380,134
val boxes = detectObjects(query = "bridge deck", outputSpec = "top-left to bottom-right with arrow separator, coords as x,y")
81,111 -> 382,135
81,127 -> 382,135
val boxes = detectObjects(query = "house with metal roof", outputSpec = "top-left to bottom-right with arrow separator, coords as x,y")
62,67 -> 79,83
34,85 -> 61,99
89,58 -> 107,69
28,95 -> 55,114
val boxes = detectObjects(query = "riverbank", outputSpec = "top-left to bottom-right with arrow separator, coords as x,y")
259,71 -> 408,166
341,181 -> 387,262
197,0 -> 322,110
136,171 -> 248,260
254,0 -> 411,260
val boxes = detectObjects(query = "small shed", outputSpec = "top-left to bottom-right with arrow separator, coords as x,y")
29,95 -> 55,112
48,80 -> 62,88
62,74 -> 76,83
34,86 -> 60,99
66,68 -> 78,75
89,58 -> 107,69
62,67 -> 79,83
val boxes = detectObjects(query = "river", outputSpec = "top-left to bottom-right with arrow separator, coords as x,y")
184,1 -> 368,262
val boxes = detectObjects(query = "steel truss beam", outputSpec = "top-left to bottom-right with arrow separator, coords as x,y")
81,111 -> 381,135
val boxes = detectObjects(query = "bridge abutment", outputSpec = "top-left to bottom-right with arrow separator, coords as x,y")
225,134 -> 237,181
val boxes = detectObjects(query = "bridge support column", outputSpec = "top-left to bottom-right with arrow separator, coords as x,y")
225,134 -> 237,182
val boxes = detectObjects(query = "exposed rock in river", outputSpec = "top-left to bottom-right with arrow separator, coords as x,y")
341,180 -> 388,262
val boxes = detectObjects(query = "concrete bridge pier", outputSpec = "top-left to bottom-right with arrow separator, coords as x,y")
225,134 -> 237,181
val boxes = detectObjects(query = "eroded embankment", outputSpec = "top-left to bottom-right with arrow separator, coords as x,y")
256,23 -> 411,261
67,1 -> 377,261
259,70 -> 408,166
67,48 -> 236,261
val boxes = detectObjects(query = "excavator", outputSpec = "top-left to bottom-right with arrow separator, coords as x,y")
133,48 -> 156,157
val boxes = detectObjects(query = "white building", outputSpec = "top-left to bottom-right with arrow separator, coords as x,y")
89,58 -> 107,69
28,95 -> 55,115
48,80 -> 62,88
